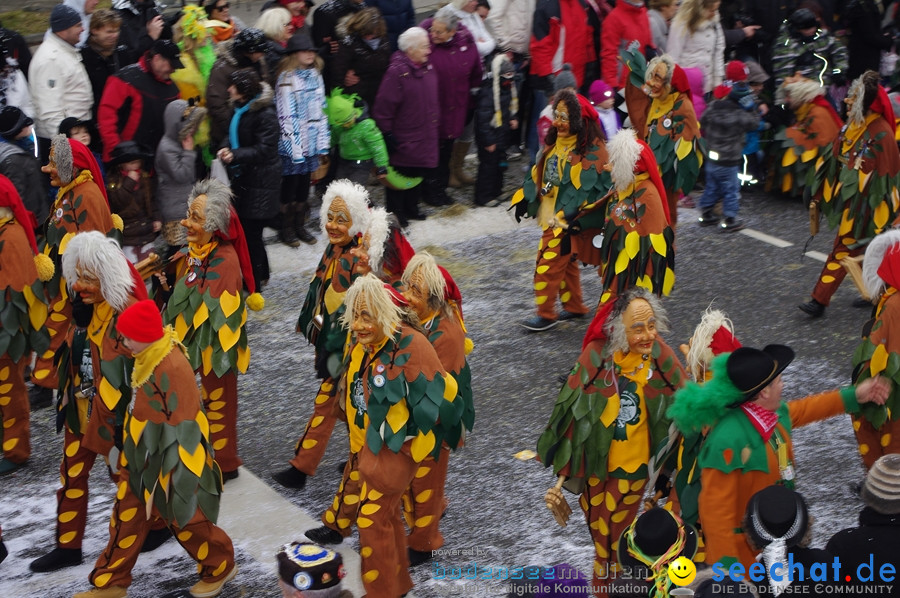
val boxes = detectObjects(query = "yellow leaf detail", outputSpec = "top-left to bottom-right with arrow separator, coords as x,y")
236,345 -> 250,373
99,377 -> 122,410
781,148 -> 798,167
510,187 -> 525,205
624,231 -> 640,259
570,161 -> 583,189
174,314 -> 189,341
410,430 -> 436,462
442,373 -> 458,401
614,249 -> 630,274
675,137 -> 693,160
218,324 -> 241,352
871,343 -> 889,376
192,301 -> 209,330
874,201 -> 889,230
801,147 -> 818,162
178,443 -> 206,478
385,401 -> 410,434
663,268 -> 675,296
219,290 -> 241,318
649,233 -> 667,257
128,417 -> 147,445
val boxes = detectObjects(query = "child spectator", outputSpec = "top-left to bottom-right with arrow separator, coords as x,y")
106,140 -> 160,263
276,542 -> 353,598
156,99 -> 205,252
0,106 -> 47,227
59,116 -> 104,179
323,88 -> 389,186
474,54 -> 518,207
588,79 -> 620,140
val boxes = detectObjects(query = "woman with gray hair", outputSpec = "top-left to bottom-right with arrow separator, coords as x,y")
373,27 -> 439,227
418,6 -> 483,204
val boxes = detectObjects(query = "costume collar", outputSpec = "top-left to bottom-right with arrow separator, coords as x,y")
877,287 -> 898,317
648,92 -> 676,123
554,133 -> 577,153
57,170 -> 93,202
189,240 -> 218,262
795,102 -> 813,123
87,301 -> 115,347
842,112 -> 880,154
132,326 -> 183,387
617,171 -> 650,200
741,401 -> 779,441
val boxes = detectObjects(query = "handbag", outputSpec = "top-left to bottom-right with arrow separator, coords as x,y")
210,157 -> 230,185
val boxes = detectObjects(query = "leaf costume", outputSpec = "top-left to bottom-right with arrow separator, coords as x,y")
807,105 -> 900,306
165,241 -> 248,473
775,97 -> 842,197
88,327 -> 235,591
510,134 -> 611,320
536,336 -> 685,587
622,47 -> 703,226
0,215 -> 50,465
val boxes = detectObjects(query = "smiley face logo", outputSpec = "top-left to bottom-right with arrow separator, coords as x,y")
668,556 -> 697,586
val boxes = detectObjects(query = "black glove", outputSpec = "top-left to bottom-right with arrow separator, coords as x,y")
315,350 -> 331,380
114,424 -> 124,451
383,132 -> 398,153
513,199 -> 528,222
72,295 -> 93,328
654,471 -> 672,496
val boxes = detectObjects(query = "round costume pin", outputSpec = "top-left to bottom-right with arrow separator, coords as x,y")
187,271 -> 197,283
375,364 -> 385,374
662,118 -> 672,129
373,374 -> 385,388
293,572 -> 312,590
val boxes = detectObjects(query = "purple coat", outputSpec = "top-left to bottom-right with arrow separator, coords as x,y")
374,50 -> 440,169
419,19 -> 483,139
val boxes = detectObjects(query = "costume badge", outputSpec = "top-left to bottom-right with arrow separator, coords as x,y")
375,364 -> 385,374
461,45 -> 468,52
47,79 -> 56,88
662,118 -> 672,129
293,572 -> 312,590
187,271 -> 197,283
592,233 -> 604,248
373,374 -> 385,388
613,380 -> 641,440
55,207 -> 64,220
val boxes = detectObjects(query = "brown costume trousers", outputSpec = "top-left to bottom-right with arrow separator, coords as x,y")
579,476 -> 647,598
0,358 -> 30,463
403,446 -> 450,552
358,443 -> 419,598
200,370 -> 241,472
289,377 -> 340,475
853,415 -> 900,469
54,427 -> 110,549
31,293 -> 70,389
322,451 -> 362,537
88,468 -> 234,589
533,227 -> 588,320
811,220 -> 864,306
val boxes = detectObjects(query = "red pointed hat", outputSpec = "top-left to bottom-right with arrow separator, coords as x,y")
215,206 -> 257,294
634,138 -> 670,224
0,174 -> 38,253
116,299 -> 164,342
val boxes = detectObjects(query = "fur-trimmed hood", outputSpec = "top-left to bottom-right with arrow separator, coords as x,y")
163,99 -> 208,142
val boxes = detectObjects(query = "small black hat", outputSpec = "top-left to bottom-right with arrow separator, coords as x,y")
233,27 -> 268,54
276,542 -> 345,592
617,507 -> 698,572
790,8 -> 818,30
285,32 -> 315,53
229,68 -> 262,99
50,4 -> 82,33
725,344 -> 794,405
58,116 -> 92,137
149,39 -> 185,69
109,140 -> 150,166
744,485 -> 809,549
0,106 -> 33,140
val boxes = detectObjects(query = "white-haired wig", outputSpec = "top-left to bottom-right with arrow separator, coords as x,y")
645,54 -> 675,86
604,287 -> 669,355
685,307 -> 736,381
607,128 -> 642,191
401,251 -> 448,312
340,272 -> 403,335
320,179 -> 370,238
864,229 -> 900,299
365,207 -> 390,274
781,78 -> 825,107
188,179 -> 233,235
62,231 -> 135,312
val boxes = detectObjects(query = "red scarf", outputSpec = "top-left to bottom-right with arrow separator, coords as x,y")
741,402 -> 779,441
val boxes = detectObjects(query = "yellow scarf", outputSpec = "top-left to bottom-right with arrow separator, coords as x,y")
188,240 -> 218,262
132,326 -> 185,387
56,170 -> 93,202
842,112 -> 880,155
614,350 -> 652,383
617,172 -> 651,201
87,301 -> 115,348
647,92 -> 677,125
0,215 -> 12,227
877,287 -> 898,318
795,102 -> 813,124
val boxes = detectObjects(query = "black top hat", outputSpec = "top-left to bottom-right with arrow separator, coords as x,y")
617,507 -> 698,572
744,485 -> 809,549
149,39 -> 185,70
285,32 -> 315,54
725,344 -> 794,405
58,116 -> 92,137
109,140 -> 150,166
0,105 -> 33,140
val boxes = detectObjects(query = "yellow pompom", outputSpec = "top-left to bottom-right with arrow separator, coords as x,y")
464,337 -> 474,356
246,292 -> 265,311
111,213 -> 124,232
34,253 -> 55,282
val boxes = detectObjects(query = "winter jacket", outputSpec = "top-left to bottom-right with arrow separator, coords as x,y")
81,43 -> 136,121
373,51 -> 439,169
97,55 -> 181,162
0,68 -> 33,118
113,0 -> 171,62
700,94 -> 760,166
485,0 -> 536,55
474,76 -> 515,149
366,0 -> 415,51
312,0 -> 365,48
262,38 -> 286,88
529,0 -> 595,89
0,142 -> 47,225
1,28 -> 31,78
107,170 -> 159,246
668,17 -> 725,93
826,507 -> 900,588
206,39 -> 270,150
772,23 -> 849,88
330,30 -> 392,109
648,9 -> 669,53
275,67 -> 329,169
223,83 -> 281,221
452,7 -> 496,59
28,32 -> 94,139
843,0 -> 891,79
418,19 -> 483,139
155,100 -> 199,223
600,1 -> 653,89
332,115 -> 389,167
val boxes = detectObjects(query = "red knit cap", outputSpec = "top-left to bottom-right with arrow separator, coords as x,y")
726,61 -> 748,83
116,299 -> 164,343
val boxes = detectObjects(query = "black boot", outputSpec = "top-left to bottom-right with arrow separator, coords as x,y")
336,460 -> 347,474
30,547 -> 83,572
798,298 -> 825,317
698,210 -> 720,227
304,526 -> 344,545
0,539 -> 7,564
273,466 -> 308,489
29,386 -> 53,410
279,203 -> 301,247
409,548 -> 433,567
140,527 -> 172,553
295,202 -> 317,245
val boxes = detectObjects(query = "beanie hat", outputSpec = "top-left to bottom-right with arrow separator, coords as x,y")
58,116 -> 91,138
276,542 -> 345,596
589,79 -> 613,104
0,106 -> 33,141
862,454 -> 900,515
746,60 -> 770,84
229,68 -> 262,99
233,27 -> 268,54
116,300 -> 165,343
50,4 -> 82,33
553,64 -> 577,93
324,88 -> 362,127
726,60 -> 748,84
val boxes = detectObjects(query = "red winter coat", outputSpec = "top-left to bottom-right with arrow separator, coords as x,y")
529,0 -> 594,88
601,1 -> 653,89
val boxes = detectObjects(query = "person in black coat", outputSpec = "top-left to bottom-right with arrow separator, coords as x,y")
80,9 -> 136,122
827,454 -> 900,595
216,68 -> 280,288
367,0 -> 415,51
311,0 -> 365,87
329,8 -> 392,108
113,0 -> 171,61
473,54 -> 518,207
844,0 -> 892,79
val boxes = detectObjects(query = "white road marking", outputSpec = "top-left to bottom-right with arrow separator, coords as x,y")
804,251 -> 828,263
738,228 -> 794,248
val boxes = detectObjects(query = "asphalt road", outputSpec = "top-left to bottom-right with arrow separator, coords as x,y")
0,163 -> 885,597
